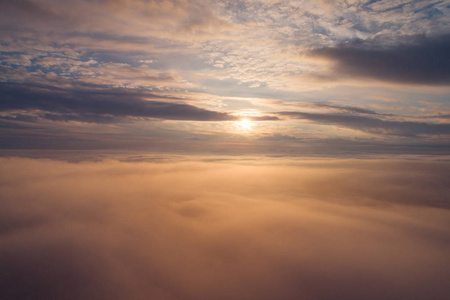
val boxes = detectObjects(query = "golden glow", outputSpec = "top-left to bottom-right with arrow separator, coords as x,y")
237,118 -> 254,130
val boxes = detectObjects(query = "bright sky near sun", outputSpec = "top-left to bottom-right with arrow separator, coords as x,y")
0,0 -> 449,154
238,119 -> 254,131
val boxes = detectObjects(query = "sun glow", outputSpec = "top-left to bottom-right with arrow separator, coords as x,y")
237,118 -> 254,130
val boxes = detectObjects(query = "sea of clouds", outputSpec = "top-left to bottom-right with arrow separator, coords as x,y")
0,155 -> 449,300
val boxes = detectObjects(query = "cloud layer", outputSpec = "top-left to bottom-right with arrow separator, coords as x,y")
1,156 -> 449,300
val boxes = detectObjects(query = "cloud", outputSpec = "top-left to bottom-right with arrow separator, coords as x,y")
280,102 -> 380,115
305,103 -> 379,115
0,156 -> 449,300
248,115 -> 279,121
0,83 -> 236,122
1,0 -> 450,152
310,34 -> 450,85
280,111 -> 450,136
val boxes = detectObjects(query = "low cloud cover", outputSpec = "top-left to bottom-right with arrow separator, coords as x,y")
0,156 -> 449,300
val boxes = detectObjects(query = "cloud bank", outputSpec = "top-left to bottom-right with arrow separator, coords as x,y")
0,156 -> 449,300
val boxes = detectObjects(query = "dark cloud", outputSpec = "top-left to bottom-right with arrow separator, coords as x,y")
248,115 -> 279,121
0,0 -> 227,36
0,157 -> 449,300
0,83 -> 236,122
280,111 -> 450,136
304,103 -> 379,115
310,34 -> 450,85
259,133 -> 302,141
0,0 -> 58,22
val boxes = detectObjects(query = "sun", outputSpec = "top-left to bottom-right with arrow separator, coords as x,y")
237,118 -> 254,130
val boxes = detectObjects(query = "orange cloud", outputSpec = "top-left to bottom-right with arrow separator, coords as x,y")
0,156 -> 449,299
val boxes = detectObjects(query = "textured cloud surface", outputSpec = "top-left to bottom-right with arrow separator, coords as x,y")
1,156 -> 449,300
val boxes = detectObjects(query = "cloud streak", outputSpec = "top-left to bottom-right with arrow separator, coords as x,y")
0,83 -> 237,122
280,111 -> 450,136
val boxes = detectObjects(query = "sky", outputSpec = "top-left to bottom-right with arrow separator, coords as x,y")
1,2 -> 450,300
1,0 -> 450,154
